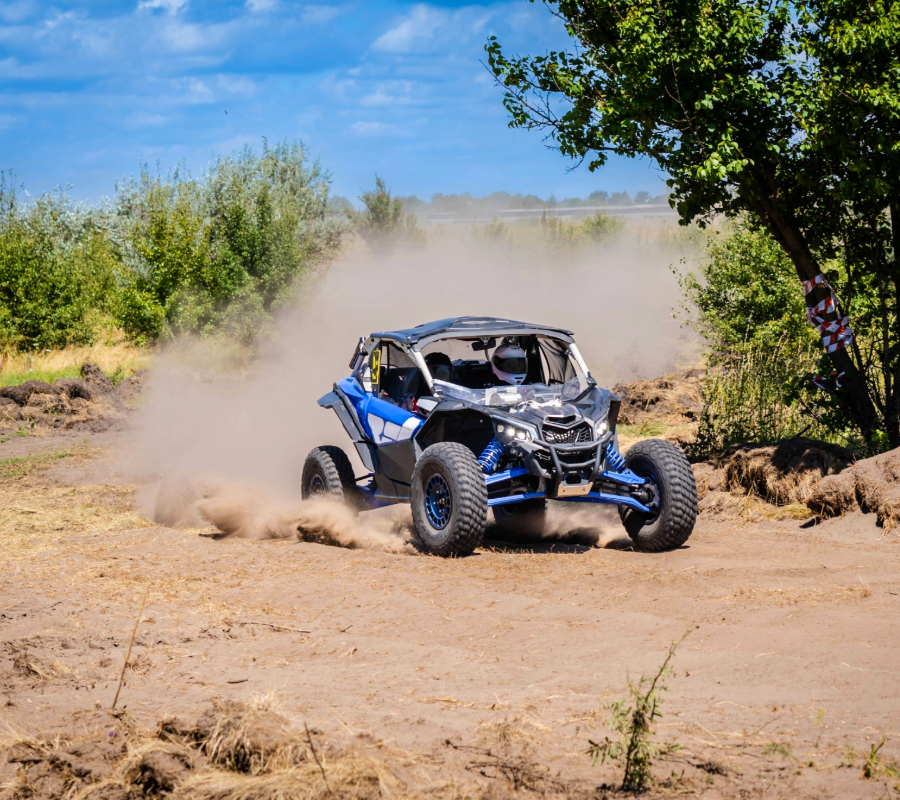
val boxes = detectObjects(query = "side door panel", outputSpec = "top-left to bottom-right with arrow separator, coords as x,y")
335,376 -> 422,487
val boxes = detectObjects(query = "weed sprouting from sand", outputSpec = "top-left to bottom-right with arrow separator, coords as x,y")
762,741 -> 794,760
862,737 -> 900,782
587,632 -> 688,792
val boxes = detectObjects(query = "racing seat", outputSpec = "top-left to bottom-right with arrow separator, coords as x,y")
382,367 -> 421,404
424,352 -> 453,383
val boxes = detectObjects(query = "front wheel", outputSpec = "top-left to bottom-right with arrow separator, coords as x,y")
411,443 -> 487,557
301,446 -> 360,510
618,439 -> 697,552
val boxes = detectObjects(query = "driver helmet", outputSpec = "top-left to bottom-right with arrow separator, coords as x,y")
491,344 -> 528,385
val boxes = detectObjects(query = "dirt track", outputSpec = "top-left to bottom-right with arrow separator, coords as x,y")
2,427 -> 900,798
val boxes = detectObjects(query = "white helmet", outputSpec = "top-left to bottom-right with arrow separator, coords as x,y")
491,344 -> 528,386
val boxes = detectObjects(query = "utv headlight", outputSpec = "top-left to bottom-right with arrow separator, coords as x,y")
595,419 -> 609,437
496,422 -> 533,443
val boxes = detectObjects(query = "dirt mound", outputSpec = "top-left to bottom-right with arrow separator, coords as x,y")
613,369 -> 702,445
0,696 -> 398,800
715,438 -> 855,506
807,448 -> 900,530
0,363 -> 143,432
691,438 -> 856,524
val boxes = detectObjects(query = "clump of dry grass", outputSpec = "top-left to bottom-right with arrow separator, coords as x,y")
194,693 -> 308,774
1,696 -> 403,800
721,438 -> 855,506
722,584 -> 872,606
0,340 -> 150,389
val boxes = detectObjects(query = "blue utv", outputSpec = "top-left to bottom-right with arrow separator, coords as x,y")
304,317 -> 697,556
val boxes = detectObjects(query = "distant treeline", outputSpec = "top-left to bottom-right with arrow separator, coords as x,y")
331,189 -> 670,215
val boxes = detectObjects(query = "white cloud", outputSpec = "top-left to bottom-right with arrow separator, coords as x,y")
360,80 -> 416,107
246,0 -> 276,11
138,0 -> 188,14
0,1 -> 36,24
349,121 -> 400,137
44,10 -> 77,29
371,4 -> 492,55
301,4 -> 340,24
125,112 -> 171,128
217,74 -> 256,96
371,5 -> 443,54
172,77 -> 215,104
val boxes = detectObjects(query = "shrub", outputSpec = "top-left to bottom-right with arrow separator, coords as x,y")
114,140 -> 343,342
687,337 -> 860,459
680,218 -> 883,454
0,176 -> 122,350
679,219 -> 816,351
348,176 -> 426,251
0,141 -> 344,352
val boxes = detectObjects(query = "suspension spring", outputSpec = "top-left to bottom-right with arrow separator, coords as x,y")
605,442 -> 626,473
478,438 -> 505,474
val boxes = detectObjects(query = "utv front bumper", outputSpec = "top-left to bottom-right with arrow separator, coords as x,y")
484,433 -> 654,513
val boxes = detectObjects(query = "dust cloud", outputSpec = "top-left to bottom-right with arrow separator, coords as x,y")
123,228 -> 697,550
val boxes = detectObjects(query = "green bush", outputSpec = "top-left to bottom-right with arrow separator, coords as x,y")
114,140 -> 344,342
0,140 -> 345,352
0,176 -> 122,350
679,219 -> 816,351
687,337 -> 861,458
680,218 -> 881,455
348,176 -> 426,252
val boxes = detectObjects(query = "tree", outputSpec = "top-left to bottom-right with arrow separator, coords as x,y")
350,176 -> 425,251
486,0 -> 900,447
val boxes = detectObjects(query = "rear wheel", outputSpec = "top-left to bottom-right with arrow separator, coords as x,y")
618,439 -> 697,552
493,498 -> 547,539
302,446 -> 359,509
411,443 -> 487,557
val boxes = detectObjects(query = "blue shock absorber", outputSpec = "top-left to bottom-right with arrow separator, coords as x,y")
605,442 -> 626,472
478,438 -> 505,474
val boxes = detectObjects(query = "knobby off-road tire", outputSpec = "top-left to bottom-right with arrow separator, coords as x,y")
493,498 -> 547,539
301,445 -> 360,510
618,439 -> 697,552
411,442 -> 487,557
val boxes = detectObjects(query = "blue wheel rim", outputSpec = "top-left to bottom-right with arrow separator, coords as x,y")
424,473 -> 452,529
309,474 -> 326,495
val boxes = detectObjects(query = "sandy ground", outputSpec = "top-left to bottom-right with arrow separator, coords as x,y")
2,428 -> 900,798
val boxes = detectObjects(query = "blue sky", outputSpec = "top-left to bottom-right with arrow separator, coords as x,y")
0,0 -> 668,202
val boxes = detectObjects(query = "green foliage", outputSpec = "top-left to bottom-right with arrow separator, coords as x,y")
116,140 -> 342,341
680,220 -> 815,350
581,210 -> 624,241
475,210 -> 623,247
862,738 -> 900,781
689,338 -> 847,458
762,742 -> 795,760
587,634 -> 686,792
683,219 -> 890,453
0,140 -> 343,351
349,176 -> 426,252
0,176 -> 122,350
487,0 -> 900,447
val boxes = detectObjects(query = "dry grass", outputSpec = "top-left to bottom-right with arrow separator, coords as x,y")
722,584 -> 872,606
0,447 -> 154,591
196,693 -> 309,774
721,439 -> 855,506
0,340 -> 151,389
1,696 -> 404,800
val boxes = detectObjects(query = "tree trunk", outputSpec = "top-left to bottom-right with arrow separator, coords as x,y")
750,187 -> 880,442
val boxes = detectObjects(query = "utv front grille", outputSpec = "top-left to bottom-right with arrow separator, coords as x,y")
542,421 -> 593,444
